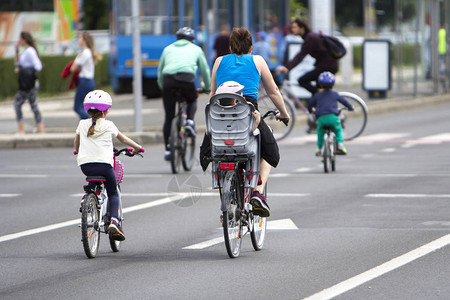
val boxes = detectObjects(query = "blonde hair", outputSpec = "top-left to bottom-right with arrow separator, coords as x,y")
87,110 -> 103,137
81,31 -> 102,63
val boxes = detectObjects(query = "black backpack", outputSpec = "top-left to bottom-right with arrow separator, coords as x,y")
18,67 -> 37,91
320,34 -> 347,59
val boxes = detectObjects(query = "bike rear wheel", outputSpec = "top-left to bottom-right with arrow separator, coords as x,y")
250,187 -> 267,251
222,170 -> 242,258
182,130 -> 196,171
169,117 -> 182,174
338,92 -> 368,141
258,94 -> 295,141
81,193 -> 100,258
331,137 -> 336,172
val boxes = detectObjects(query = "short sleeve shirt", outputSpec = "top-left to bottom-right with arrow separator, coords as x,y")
74,48 -> 94,79
76,118 -> 119,166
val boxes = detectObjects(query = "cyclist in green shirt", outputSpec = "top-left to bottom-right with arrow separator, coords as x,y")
157,27 -> 211,161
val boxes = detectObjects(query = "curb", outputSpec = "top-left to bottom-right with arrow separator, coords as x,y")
0,93 -> 449,149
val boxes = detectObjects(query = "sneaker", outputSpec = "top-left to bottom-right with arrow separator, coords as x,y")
164,150 -> 171,161
108,217 -> 126,241
315,148 -> 322,157
250,191 -> 270,217
185,119 -> 197,135
337,143 -> 347,155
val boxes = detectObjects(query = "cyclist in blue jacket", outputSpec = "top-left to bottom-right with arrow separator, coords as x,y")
308,72 -> 354,156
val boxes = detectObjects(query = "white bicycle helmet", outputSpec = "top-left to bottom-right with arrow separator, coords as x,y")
83,90 -> 112,111
216,81 -> 244,95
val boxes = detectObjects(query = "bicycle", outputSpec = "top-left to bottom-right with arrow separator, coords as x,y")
205,91 -> 286,258
258,79 -> 368,141
77,147 -> 144,258
168,89 -> 196,174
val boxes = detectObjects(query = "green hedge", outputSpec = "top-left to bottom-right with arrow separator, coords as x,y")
352,44 -> 418,69
0,54 -> 109,100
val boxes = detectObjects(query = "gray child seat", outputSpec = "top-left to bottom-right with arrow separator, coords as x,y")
205,92 -> 260,189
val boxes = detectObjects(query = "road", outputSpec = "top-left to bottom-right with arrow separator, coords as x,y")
1,101 -> 450,299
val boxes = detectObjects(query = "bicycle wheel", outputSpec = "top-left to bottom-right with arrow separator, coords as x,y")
109,186 -> 122,252
182,129 -> 196,171
81,193 -> 100,258
222,170 -> 242,258
169,117 -> 182,174
250,187 -> 267,251
338,92 -> 368,141
323,137 -> 331,173
258,94 -> 295,141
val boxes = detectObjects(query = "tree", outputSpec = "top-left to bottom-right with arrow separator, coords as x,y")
82,0 -> 108,30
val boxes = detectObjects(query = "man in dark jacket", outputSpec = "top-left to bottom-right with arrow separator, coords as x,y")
277,18 -> 338,96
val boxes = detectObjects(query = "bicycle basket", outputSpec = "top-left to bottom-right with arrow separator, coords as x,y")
114,159 -> 124,183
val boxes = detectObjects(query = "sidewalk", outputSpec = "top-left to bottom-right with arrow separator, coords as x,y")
0,87 -> 449,149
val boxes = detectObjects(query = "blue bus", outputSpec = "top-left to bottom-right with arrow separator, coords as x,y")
109,0 -> 290,97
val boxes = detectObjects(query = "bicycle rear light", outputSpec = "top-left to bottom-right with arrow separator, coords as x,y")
224,140 -> 234,145
220,163 -> 235,170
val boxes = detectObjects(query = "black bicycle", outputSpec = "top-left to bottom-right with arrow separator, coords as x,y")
169,89 -> 196,174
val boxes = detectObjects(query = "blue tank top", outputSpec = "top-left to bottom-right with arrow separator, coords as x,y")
216,54 -> 261,100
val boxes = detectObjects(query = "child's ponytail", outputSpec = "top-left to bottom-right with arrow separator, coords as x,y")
87,110 -> 103,137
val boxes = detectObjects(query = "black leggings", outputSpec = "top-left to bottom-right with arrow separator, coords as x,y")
80,163 -> 119,220
298,66 -> 338,95
162,75 -> 198,150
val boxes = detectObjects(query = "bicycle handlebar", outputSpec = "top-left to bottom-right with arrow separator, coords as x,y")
115,147 -> 145,157
262,110 -> 289,126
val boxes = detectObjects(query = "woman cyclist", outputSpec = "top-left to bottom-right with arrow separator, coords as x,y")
208,27 -> 290,217
74,90 -> 143,241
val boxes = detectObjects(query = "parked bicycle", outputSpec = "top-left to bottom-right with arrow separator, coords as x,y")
258,79 -> 368,141
205,91 -> 286,258
77,147 -> 144,258
168,89 -> 197,174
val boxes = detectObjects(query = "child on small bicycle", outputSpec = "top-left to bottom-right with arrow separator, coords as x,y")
307,72 -> 354,156
74,90 -> 143,241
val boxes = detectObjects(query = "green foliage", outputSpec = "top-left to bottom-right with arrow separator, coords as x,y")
0,54 -> 110,101
83,0 -> 109,30
290,0 -> 308,19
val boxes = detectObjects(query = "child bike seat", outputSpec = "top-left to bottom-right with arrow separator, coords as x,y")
205,92 -> 258,158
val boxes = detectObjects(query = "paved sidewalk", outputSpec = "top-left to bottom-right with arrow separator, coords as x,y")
0,88 -> 449,149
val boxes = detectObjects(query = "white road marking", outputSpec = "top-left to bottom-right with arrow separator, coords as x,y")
354,133 -> 410,144
303,233 -> 450,300
366,194 -> 450,198
0,194 -> 20,197
381,148 -> 397,153
402,133 -> 450,148
0,194 -> 187,243
294,168 -> 312,173
183,218 -> 298,250
0,174 -> 48,178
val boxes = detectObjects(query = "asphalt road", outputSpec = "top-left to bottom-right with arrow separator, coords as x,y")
1,101 -> 450,299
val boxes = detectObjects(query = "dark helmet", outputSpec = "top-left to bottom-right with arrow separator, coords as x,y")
176,27 -> 195,41
318,71 -> 335,89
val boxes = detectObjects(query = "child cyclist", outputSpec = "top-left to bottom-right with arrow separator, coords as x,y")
307,72 -> 354,156
74,90 -> 144,241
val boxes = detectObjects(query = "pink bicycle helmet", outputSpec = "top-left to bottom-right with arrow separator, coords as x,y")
83,90 -> 112,111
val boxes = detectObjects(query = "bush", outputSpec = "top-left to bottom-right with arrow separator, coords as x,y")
0,54 -> 109,101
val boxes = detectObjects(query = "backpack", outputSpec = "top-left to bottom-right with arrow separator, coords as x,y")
320,34 -> 347,59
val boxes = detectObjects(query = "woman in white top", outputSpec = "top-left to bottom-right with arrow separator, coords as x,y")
14,31 -> 44,134
70,31 -> 102,119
